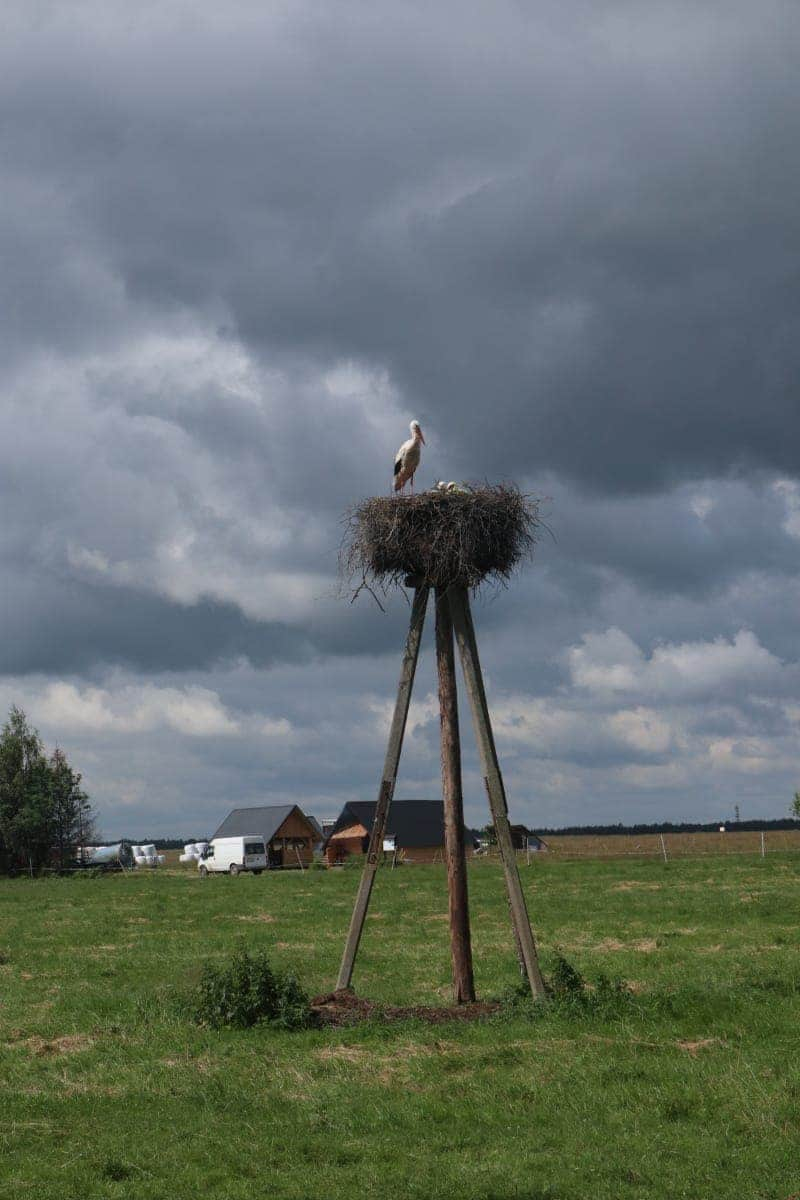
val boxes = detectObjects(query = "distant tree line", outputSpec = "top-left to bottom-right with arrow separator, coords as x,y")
0,707 -> 96,872
115,838 -> 202,850
533,818 -> 800,837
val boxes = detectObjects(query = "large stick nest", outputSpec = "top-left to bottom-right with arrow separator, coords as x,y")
341,484 -> 540,597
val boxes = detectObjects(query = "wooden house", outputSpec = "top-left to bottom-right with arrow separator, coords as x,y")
212,805 -> 318,868
324,799 -> 479,865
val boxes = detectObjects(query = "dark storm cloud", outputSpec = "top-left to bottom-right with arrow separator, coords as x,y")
3,1 -> 800,830
3,1 -> 798,492
0,573 -> 313,675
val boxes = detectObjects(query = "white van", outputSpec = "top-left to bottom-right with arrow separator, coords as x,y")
198,836 -> 267,877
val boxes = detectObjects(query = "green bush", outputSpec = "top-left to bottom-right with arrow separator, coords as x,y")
190,949 -> 314,1030
501,953 -> 635,1020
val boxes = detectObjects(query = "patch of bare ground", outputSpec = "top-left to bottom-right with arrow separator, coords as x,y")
311,990 -> 501,1027
236,912 -> 276,923
160,1055 -> 213,1073
594,938 -> 659,953
677,1038 -> 724,1056
313,1039 -> 461,1087
10,1034 -> 94,1056
315,1043 -> 373,1063
610,881 -> 663,892
624,980 -> 648,993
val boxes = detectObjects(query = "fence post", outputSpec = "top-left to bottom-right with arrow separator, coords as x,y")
659,834 -> 668,863
760,830 -> 766,859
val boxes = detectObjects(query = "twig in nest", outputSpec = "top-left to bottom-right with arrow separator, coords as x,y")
339,483 -> 540,602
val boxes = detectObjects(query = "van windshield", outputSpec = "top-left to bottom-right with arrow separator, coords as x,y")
244,842 -> 265,856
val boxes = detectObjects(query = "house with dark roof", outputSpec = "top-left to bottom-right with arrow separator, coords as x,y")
212,804 -> 318,868
323,799 -> 479,865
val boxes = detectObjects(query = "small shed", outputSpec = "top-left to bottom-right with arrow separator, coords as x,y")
323,799 -> 478,865
509,825 -> 548,852
212,805 -> 318,868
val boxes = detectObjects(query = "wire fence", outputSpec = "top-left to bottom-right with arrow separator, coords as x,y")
481,829 -> 800,863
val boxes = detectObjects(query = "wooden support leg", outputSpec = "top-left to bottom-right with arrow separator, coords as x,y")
448,587 -> 547,1001
335,586 -> 430,992
435,587 -> 476,1003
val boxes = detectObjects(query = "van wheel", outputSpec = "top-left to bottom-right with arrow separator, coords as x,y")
229,863 -> 240,877
198,864 -> 208,878
252,869 -> 263,876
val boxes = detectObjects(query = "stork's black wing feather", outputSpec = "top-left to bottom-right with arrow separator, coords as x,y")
393,456 -> 402,476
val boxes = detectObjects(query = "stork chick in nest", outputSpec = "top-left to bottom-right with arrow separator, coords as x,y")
393,420 -> 425,493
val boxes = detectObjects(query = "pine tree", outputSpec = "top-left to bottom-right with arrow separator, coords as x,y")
0,707 -> 51,869
48,748 -> 94,869
0,707 -> 97,871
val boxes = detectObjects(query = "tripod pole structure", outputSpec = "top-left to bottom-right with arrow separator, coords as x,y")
336,585 -> 430,992
435,587 -> 476,1003
449,586 -> 547,1001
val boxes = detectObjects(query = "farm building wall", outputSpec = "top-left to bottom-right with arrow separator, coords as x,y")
399,845 -> 445,863
326,842 -> 473,865
268,811 -> 318,867
275,811 -> 317,839
325,826 -> 368,865
271,817 -> 314,866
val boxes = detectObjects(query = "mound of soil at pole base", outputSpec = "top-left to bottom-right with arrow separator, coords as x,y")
311,990 -> 501,1027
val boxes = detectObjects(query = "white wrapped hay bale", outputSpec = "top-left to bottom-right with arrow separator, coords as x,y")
81,843 -> 127,866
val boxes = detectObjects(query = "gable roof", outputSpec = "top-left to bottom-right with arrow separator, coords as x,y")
305,814 -> 324,841
325,799 -> 478,849
212,804 -> 313,843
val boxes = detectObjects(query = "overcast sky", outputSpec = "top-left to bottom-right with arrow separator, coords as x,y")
4,1 -> 800,837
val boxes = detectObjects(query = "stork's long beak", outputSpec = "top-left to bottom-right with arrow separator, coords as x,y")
418,429 -> 426,444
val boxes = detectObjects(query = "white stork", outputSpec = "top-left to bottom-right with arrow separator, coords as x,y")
393,420 -> 425,493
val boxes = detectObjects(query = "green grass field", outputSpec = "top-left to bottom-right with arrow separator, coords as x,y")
1,855 -> 799,1199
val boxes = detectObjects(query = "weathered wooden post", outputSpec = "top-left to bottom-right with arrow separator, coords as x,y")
336,585 -> 429,992
337,485 -> 546,1003
448,586 -> 546,1000
435,586 -> 475,1003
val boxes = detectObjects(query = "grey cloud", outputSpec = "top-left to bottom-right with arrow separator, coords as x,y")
3,2 -> 799,491
2,1 -> 800,830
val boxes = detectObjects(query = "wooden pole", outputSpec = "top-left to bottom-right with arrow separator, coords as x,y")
659,833 -> 668,863
449,586 -> 547,1001
435,587 -> 475,1003
336,585 -> 430,992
